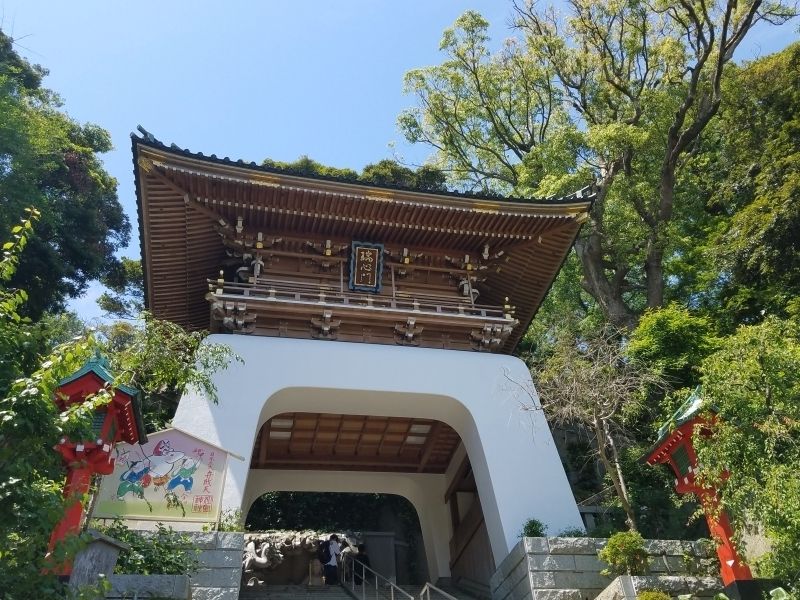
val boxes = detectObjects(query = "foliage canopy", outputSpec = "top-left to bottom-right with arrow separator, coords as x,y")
0,31 -> 130,318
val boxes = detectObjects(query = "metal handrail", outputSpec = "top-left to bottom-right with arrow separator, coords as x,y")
340,551 -> 415,600
418,583 -> 459,600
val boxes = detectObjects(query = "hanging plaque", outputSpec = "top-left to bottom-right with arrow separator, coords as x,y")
349,241 -> 384,293
91,428 -> 230,523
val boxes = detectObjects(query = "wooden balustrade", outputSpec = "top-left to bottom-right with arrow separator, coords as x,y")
209,279 -> 509,321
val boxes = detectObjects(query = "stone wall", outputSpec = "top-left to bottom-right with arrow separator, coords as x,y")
595,574 -> 721,600
107,574 -> 191,599
490,537 -> 720,600
186,531 -> 244,600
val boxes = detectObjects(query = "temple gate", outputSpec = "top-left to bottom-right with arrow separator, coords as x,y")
132,129 -> 593,590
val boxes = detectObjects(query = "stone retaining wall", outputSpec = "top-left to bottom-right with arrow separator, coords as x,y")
99,530 -> 244,599
490,537 -> 720,600
185,531 -> 245,600
107,574 -> 191,599
595,574 -> 721,600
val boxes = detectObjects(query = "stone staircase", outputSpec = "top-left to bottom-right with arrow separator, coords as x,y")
239,585 -> 357,600
403,583 -> 481,600
238,583 -> 479,600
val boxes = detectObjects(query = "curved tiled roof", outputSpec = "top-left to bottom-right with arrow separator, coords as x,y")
132,128 -> 593,353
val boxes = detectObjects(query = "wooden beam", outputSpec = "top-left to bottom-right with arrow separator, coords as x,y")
139,160 -> 192,198
376,418 -> 391,457
333,414 -> 345,457
310,413 -> 322,456
255,454 -> 422,469
395,420 -> 414,458
417,422 -> 443,473
354,415 -> 367,460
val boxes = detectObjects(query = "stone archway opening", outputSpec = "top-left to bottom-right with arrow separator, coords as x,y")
243,410 -> 497,590
174,337 -> 584,592
245,491 -> 427,585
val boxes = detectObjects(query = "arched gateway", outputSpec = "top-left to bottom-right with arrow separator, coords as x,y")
133,131 -> 593,589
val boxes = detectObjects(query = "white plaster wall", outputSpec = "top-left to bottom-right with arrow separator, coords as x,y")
244,469 -> 450,580
173,335 -> 582,568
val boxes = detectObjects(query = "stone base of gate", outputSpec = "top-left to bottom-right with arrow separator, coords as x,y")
490,537 -> 722,600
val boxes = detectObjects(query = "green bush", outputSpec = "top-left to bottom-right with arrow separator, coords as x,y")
636,591 -> 671,600
588,522 -> 626,538
598,530 -> 650,576
99,520 -> 200,575
520,518 -> 547,537
204,508 -> 244,532
558,527 -> 587,537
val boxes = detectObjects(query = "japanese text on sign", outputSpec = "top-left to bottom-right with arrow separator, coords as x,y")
354,247 -> 379,287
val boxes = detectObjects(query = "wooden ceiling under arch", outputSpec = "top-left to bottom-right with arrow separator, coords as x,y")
251,412 -> 462,474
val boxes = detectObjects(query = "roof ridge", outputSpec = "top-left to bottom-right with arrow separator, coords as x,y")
131,127 -> 597,207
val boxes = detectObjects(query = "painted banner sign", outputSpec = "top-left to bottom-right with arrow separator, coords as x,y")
349,241 -> 384,293
92,428 -> 228,522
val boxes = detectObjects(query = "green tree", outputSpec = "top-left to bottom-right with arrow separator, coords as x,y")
628,304 -> 719,393
262,155 -> 359,181
360,159 -> 447,191
246,491 -> 420,534
0,215 -> 236,598
696,43 -> 800,326
532,326 -> 666,529
97,257 -> 144,319
100,315 -> 236,431
694,317 -> 800,590
0,31 -> 130,318
0,212 -> 106,597
401,3 -> 797,327
261,155 -> 447,191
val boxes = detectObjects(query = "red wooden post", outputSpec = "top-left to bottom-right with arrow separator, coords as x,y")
47,353 -> 146,574
48,468 -> 93,551
645,387 -> 752,587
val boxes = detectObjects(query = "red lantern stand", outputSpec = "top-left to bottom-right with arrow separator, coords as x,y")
645,388 -> 762,600
47,354 -> 147,573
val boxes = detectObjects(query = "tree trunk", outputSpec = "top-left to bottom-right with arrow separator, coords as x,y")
644,237 -> 664,310
594,418 -> 638,531
646,158 -> 678,309
575,234 -> 637,329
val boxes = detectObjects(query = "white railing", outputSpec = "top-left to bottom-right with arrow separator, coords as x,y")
340,551 -> 415,600
418,583 -> 460,600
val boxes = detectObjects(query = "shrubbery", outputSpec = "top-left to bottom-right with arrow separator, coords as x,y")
636,591 -> 671,600
598,531 -> 650,576
99,520 -> 200,575
520,518 -> 547,537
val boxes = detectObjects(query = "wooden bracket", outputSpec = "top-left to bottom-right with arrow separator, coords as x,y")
394,318 -> 423,346
310,310 -> 341,339
209,299 -> 256,334
470,322 -> 515,351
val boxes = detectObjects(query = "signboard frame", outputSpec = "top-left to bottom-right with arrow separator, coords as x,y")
349,241 -> 384,293
91,428 -> 231,523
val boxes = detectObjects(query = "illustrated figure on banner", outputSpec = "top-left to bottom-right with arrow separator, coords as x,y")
115,439 -> 196,500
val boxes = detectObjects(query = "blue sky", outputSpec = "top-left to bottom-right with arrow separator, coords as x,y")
1,1 -> 797,320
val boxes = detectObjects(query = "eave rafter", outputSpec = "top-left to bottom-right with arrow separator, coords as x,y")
140,156 -> 583,244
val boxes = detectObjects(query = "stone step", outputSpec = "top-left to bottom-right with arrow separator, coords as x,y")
239,584 -> 357,600
237,581 -> 484,600
530,588 -> 586,600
